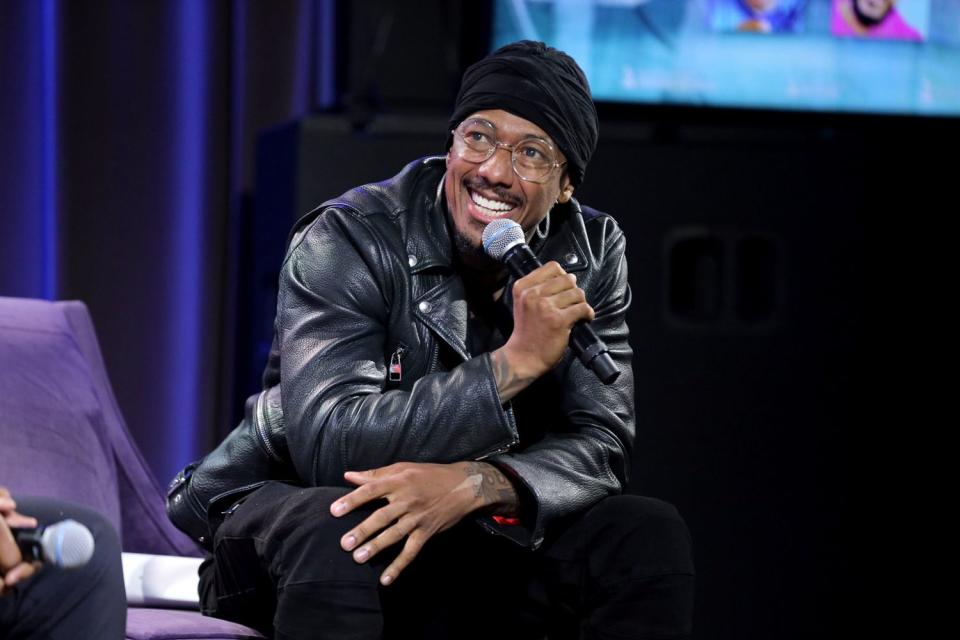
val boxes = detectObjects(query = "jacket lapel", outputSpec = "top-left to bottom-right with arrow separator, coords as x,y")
414,275 -> 470,363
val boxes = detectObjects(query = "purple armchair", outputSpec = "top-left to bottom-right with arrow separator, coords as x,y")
0,297 -> 263,640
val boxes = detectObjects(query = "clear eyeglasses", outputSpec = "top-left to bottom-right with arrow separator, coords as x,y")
450,118 -> 566,184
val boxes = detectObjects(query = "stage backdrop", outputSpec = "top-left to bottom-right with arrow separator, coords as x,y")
0,0 -> 318,484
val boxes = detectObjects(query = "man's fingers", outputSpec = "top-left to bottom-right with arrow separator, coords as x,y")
0,494 -> 16,515
345,462 -> 408,483
0,518 -> 21,572
349,515 -> 416,565
4,514 -> 37,530
335,463 -> 415,515
3,561 -> 38,588
562,301 -> 596,324
513,261 -> 566,293
331,481 -> 387,517
379,530 -> 428,586
528,272 -> 578,298
551,286 -> 587,309
343,470 -> 375,487
340,504 -> 403,551
521,287 -> 592,327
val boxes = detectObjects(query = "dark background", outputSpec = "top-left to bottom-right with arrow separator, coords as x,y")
2,0 -> 944,637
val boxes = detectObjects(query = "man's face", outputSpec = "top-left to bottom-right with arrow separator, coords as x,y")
855,0 -> 894,20
444,109 -> 574,267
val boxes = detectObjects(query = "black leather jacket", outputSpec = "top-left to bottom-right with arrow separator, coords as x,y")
168,156 -> 634,550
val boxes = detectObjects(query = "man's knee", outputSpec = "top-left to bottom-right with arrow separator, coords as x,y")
583,495 -> 694,578
255,485 -> 363,547
221,484 -> 352,538
218,483 -> 386,588
14,496 -> 122,584
6,497 -> 126,639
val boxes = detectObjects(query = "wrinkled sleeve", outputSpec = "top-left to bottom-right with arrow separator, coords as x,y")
487,220 -> 634,549
278,208 -> 518,487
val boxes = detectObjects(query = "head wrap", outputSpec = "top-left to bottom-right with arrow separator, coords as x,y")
446,40 -> 598,187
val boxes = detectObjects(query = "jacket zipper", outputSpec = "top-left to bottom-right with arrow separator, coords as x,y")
476,403 -> 520,460
254,390 -> 283,463
428,343 -> 440,374
476,437 -> 519,461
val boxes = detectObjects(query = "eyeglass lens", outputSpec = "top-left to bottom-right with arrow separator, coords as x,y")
455,119 -> 557,182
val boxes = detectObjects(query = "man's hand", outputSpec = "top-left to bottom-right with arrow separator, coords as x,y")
491,261 -> 595,402
330,461 -> 518,586
0,487 -> 40,596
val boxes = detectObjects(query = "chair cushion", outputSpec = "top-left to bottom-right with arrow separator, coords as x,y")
0,297 -> 122,533
125,608 -> 264,640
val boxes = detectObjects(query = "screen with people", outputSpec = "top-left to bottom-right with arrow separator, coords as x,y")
493,0 -> 960,115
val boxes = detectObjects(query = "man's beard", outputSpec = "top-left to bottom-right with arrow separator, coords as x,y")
452,227 -> 496,271
852,0 -> 891,27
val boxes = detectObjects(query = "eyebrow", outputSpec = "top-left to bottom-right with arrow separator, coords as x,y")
468,117 -> 555,147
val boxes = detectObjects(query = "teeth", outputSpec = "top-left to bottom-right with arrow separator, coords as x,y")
470,190 -> 515,215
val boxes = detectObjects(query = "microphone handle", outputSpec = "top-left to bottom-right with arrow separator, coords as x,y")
11,527 -> 45,563
503,245 -> 620,385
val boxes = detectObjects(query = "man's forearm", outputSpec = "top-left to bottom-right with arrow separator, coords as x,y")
490,348 -> 538,403
462,461 -> 520,517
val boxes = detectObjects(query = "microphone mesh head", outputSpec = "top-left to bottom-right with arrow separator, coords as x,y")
482,219 -> 525,261
41,519 -> 95,569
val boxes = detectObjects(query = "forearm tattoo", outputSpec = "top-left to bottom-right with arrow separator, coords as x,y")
464,462 -> 520,516
490,350 -> 535,402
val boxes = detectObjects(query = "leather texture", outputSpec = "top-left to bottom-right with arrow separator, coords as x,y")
168,156 -> 635,549
166,386 -> 294,550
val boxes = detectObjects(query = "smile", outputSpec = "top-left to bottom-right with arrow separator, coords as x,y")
468,189 -> 517,217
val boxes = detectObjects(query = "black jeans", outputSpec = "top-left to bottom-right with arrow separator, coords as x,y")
0,496 -> 126,640
200,482 -> 694,640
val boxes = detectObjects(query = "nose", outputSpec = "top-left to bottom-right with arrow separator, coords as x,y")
477,145 -> 514,186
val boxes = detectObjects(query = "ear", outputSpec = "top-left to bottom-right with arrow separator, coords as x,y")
557,177 -> 575,204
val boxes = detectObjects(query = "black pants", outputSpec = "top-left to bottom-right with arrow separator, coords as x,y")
200,482 -> 694,640
0,496 -> 126,639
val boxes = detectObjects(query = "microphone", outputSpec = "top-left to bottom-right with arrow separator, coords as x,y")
12,519 -> 95,569
482,219 -> 620,384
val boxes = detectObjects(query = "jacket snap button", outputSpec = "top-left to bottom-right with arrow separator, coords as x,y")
564,252 -> 579,265
408,254 -> 418,267
418,301 -> 432,313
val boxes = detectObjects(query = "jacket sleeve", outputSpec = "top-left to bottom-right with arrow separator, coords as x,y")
278,208 -> 518,487
486,218 -> 635,549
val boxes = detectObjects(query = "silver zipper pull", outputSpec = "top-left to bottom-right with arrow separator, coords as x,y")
389,346 -> 405,382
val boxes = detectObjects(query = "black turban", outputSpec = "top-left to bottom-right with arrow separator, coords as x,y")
446,40 -> 598,187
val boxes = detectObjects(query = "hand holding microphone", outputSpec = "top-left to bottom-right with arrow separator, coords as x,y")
1,487 -> 39,595
12,519 -> 95,569
483,219 -> 620,385
1,487 -> 94,596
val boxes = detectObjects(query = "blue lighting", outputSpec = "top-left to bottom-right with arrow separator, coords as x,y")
316,0 -> 337,109
169,0 -> 207,481
41,0 -> 58,299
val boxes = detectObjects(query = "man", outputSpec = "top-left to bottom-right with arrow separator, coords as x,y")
831,0 -> 923,41
711,0 -> 806,34
0,487 -> 126,639
179,40 -> 694,639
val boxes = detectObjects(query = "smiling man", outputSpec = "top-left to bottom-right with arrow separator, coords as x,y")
177,40 -> 694,640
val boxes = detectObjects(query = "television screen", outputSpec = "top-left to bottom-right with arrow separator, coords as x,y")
492,0 -> 960,116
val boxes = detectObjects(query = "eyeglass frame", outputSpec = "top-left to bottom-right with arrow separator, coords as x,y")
449,119 -> 567,184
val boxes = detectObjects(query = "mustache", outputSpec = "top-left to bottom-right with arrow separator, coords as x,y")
464,177 -> 523,207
